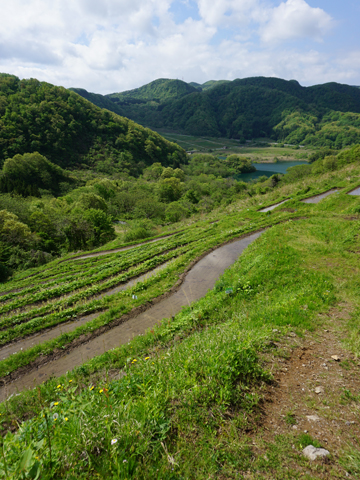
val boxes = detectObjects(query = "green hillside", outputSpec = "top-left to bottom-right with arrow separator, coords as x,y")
1,145 -> 360,478
107,78 -> 198,104
0,74 -> 186,172
73,76 -> 360,147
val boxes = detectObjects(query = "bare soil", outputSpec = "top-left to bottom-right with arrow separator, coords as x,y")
249,305 -> 360,479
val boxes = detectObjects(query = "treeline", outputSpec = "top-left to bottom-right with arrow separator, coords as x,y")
274,110 -> 360,148
0,73 -> 187,174
73,76 -> 360,147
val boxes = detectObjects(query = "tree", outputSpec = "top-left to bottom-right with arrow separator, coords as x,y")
0,152 -> 74,196
0,209 -> 32,246
156,177 -> 184,203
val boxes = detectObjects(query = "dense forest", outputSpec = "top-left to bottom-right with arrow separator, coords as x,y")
73,77 -> 360,148
0,73 -> 187,174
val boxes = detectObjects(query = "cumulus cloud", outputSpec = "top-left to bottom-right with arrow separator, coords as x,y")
260,0 -> 333,43
0,0 -> 357,93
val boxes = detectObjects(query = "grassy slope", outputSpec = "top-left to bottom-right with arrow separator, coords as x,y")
1,164 -> 360,478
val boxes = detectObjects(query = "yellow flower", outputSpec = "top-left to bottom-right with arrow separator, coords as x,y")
54,402 -> 59,406
57,384 -> 61,389
99,389 -> 103,394
133,359 -> 137,362
69,380 -> 73,383
145,357 -> 150,360
65,417 -> 68,421
90,386 -> 94,391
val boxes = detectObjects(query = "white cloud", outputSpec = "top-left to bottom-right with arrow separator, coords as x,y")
0,0 -> 358,94
260,0 -> 333,43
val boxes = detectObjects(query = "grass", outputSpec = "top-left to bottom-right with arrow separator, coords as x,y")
1,164 -> 360,478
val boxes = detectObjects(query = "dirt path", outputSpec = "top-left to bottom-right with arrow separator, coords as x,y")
248,308 -> 360,478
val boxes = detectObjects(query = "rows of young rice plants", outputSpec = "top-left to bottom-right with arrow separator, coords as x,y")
0,244 -> 195,347
0,216 -> 259,379
0,229 -> 214,347
0,230 -> 206,313
0,232 -> 187,296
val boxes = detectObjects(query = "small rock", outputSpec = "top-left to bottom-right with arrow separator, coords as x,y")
292,425 -> 298,430
302,445 -> 330,461
289,332 -> 297,337
331,355 -> 341,361
345,421 -> 355,426
315,386 -> 324,394
306,415 -> 320,422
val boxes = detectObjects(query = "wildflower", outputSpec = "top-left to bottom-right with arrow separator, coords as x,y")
65,417 -> 68,421
90,386 -> 94,391
111,439 -> 118,445
123,459 -> 127,463
53,413 -> 59,420
57,384 -> 61,389
133,359 -> 137,362
69,380 -> 73,383
145,357 -> 150,360
54,402 -> 59,406
99,389 -> 103,394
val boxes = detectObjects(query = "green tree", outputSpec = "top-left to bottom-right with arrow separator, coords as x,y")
156,177 -> 184,203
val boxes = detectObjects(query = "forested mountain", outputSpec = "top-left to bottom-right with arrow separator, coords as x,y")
0,73 -> 186,174
73,76 -> 360,148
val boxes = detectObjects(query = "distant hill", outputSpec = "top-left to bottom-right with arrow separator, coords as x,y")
73,76 -> 360,148
0,74 -> 187,175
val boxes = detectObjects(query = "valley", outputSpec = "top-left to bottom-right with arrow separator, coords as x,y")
0,73 -> 360,479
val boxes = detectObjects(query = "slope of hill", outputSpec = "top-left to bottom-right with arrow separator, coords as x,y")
73,76 -> 360,147
1,148 -> 360,478
0,74 -> 187,172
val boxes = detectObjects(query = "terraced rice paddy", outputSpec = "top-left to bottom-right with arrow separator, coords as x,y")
0,221 -> 271,398
1,185 -> 358,402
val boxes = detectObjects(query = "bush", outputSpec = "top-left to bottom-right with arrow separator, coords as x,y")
123,219 -> 155,242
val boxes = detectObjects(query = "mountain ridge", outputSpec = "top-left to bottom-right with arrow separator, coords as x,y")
72,76 -> 360,147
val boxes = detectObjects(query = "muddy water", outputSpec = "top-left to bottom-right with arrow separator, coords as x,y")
259,200 -> 289,212
348,187 -> 360,196
301,189 -> 338,203
0,231 -> 263,400
0,262 -> 171,361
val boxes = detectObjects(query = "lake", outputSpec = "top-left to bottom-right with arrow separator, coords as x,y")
236,161 -> 308,182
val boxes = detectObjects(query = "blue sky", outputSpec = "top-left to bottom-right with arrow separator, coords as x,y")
0,0 -> 359,93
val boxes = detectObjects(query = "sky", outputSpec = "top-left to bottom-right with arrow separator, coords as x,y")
0,0 -> 359,94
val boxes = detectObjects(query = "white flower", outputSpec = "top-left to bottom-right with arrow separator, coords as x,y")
111,439 -> 118,445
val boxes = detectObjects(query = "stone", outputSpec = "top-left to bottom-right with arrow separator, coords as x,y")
315,386 -> 324,394
306,415 -> 320,422
302,445 -> 330,461
331,355 -> 341,361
